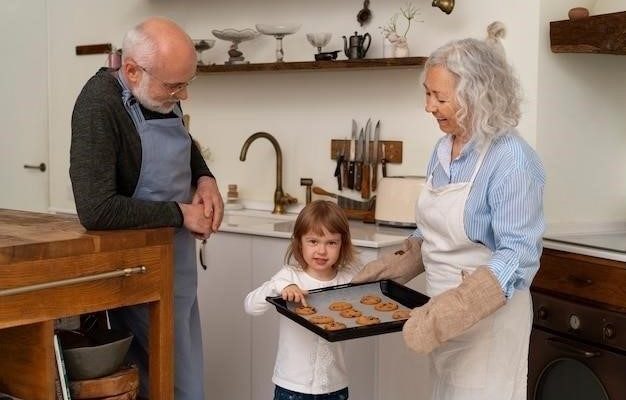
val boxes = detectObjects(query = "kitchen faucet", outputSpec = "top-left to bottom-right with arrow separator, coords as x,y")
239,132 -> 297,214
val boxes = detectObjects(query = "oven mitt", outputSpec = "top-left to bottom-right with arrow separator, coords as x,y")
351,237 -> 424,284
402,266 -> 506,354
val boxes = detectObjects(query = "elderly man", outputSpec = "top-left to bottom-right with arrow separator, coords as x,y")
70,17 -> 223,399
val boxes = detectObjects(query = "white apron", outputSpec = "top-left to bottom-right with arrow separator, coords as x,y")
415,144 -> 532,400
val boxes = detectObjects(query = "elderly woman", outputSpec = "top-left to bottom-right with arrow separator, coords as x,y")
354,22 -> 545,400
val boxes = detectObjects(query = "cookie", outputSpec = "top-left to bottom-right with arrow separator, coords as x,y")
295,306 -> 316,316
356,315 -> 381,325
360,295 -> 382,305
309,315 -> 334,324
392,309 -> 411,320
339,308 -> 362,318
329,301 -> 353,311
374,301 -> 399,312
324,321 -> 347,331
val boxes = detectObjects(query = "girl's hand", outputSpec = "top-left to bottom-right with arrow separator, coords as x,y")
281,284 -> 309,307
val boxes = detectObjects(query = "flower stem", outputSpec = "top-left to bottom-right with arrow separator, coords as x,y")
403,19 -> 411,37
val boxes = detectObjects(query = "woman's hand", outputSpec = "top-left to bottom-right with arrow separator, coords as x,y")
281,284 -> 309,307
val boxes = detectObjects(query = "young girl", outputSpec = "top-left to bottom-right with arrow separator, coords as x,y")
244,200 -> 359,400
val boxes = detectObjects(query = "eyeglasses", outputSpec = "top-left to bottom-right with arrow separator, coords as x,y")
137,64 -> 196,96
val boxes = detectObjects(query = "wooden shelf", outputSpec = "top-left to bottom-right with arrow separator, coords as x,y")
550,11 -> 626,55
197,56 -> 427,73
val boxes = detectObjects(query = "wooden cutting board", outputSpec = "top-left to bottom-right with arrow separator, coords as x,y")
69,365 -> 139,399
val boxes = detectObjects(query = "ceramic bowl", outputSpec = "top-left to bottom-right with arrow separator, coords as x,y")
60,329 -> 133,381
306,33 -> 332,48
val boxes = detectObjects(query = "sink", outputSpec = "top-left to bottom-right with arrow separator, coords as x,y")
222,211 -> 297,229
223,214 -> 284,227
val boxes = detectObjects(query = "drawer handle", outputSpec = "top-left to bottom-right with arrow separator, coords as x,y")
546,336 -> 600,358
0,266 -> 146,297
566,274 -> 593,287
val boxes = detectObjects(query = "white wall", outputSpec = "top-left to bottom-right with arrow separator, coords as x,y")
4,0 -> 623,225
537,0 -> 626,225
44,0 -> 540,213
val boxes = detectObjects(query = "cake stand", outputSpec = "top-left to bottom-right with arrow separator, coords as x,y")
211,28 -> 259,65
255,24 -> 301,62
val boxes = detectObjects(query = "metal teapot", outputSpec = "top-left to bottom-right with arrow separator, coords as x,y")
343,31 -> 371,59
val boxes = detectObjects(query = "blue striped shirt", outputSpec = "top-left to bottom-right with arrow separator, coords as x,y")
411,129 -> 545,297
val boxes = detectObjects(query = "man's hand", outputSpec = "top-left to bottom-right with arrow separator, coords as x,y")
281,284 -> 309,307
179,203 -> 214,239
352,237 -> 424,284
193,176 -> 224,234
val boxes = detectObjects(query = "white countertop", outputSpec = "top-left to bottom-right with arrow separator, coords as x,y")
219,210 -> 626,262
218,209 -> 413,248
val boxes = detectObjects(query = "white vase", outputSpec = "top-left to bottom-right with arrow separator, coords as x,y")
382,37 -> 395,58
394,44 -> 410,58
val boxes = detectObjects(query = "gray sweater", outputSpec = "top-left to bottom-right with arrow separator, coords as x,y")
70,68 -> 214,230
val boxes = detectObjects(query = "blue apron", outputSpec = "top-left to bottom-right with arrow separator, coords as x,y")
109,73 -> 204,399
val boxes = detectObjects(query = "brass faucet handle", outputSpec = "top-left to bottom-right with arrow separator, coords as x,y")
282,193 -> 298,205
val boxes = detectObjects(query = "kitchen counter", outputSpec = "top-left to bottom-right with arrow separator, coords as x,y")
543,222 -> 626,263
219,209 -> 414,248
0,209 -> 174,399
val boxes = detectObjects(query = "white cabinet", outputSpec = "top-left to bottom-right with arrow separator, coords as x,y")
197,233 -> 431,400
197,233 -> 254,400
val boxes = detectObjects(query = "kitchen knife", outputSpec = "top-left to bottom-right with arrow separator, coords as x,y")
347,120 -> 357,190
361,119 -> 371,199
381,143 -> 388,178
333,149 -> 343,191
371,120 -> 380,192
354,128 -> 364,191
341,140 -> 349,191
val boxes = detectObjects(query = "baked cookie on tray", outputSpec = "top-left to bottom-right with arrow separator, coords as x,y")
309,315 -> 334,324
392,309 -> 411,320
323,321 -> 347,331
374,301 -> 399,311
295,306 -> 317,315
360,295 -> 382,305
329,301 -> 353,311
356,315 -> 381,325
339,308 -> 362,318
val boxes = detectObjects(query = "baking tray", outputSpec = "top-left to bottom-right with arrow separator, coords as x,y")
266,280 -> 429,342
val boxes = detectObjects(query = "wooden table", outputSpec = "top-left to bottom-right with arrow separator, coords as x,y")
0,209 -> 174,399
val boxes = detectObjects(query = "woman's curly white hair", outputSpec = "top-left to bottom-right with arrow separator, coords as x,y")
424,21 -> 522,147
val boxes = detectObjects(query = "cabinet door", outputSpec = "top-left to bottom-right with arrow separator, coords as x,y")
250,236 -> 290,400
197,233 -> 253,400
372,246 -> 433,399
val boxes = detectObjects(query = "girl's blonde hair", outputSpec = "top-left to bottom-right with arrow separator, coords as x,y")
285,200 -> 356,269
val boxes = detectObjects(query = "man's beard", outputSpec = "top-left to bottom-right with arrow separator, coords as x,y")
133,77 -> 176,114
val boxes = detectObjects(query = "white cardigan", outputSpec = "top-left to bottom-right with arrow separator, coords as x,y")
244,263 -> 361,395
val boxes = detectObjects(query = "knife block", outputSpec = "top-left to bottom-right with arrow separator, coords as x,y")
330,140 -> 403,163
341,199 -> 376,223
